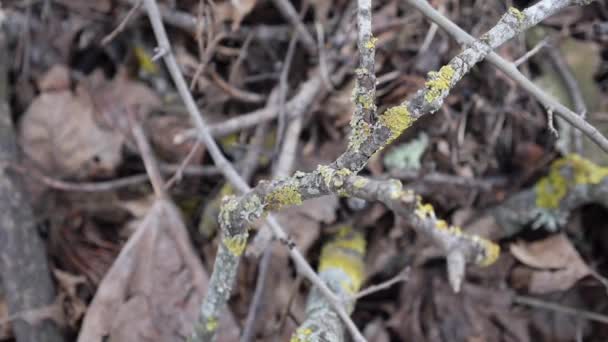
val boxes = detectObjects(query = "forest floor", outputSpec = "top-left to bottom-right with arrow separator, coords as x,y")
2,0 -> 608,341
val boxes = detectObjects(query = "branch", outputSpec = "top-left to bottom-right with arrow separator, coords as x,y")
489,154 -> 608,236
405,0 -> 607,152
292,226 -> 366,342
0,27 -> 64,342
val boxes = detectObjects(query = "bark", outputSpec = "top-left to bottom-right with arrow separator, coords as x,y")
0,30 -> 64,342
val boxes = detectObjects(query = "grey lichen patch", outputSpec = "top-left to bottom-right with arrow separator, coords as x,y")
241,194 -> 263,222
424,65 -> 455,103
219,195 -> 239,228
317,165 -> 335,189
348,120 -> 371,151
265,183 -> 302,210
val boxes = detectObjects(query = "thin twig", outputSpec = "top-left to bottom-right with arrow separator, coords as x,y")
514,294 -> 608,324
101,0 -> 142,45
164,142 -> 202,190
353,269 -> 409,300
271,0 -> 317,55
514,37 -> 548,66
240,246 -> 273,342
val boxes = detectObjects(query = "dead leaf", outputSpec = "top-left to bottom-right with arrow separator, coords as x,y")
230,0 -> 257,30
77,199 -> 240,342
510,234 -> 590,293
19,89 -> 123,178
37,64 -> 71,92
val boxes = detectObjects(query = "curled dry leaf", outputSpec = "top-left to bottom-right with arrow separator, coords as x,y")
19,89 -> 124,178
510,234 -> 590,294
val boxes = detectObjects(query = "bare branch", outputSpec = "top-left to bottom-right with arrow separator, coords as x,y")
405,0 -> 608,152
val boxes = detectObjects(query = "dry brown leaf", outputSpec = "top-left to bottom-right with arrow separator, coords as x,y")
37,64 -> 71,92
19,89 -> 123,178
77,199 -> 240,342
230,0 -> 257,30
510,234 -> 590,293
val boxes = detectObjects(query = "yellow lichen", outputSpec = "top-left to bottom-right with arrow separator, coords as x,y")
330,226 -> 366,254
319,227 -> 366,294
133,46 -> 159,74
265,184 -> 302,210
535,154 -> 608,209
415,202 -> 435,219
223,233 -> 248,256
508,7 -> 525,23
353,177 -> 369,188
290,327 -> 313,342
205,317 -> 218,332
436,219 -> 448,230
379,104 -> 414,143
475,238 -> 501,267
357,94 -> 374,110
364,37 -> 378,50
424,65 -> 455,103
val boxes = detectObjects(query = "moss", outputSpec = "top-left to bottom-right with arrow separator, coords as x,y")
205,317 -> 218,332
508,7 -> 525,23
223,233 -> 249,256
364,37 -> 378,50
424,65 -> 455,103
319,227 -> 366,294
379,104 -> 414,143
265,183 -> 302,210
535,154 -> 608,209
290,327 -> 313,342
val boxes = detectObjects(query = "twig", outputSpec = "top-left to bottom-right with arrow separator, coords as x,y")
240,239 -> 273,342
101,0 -> 142,45
271,0 -> 317,55
514,37 -> 548,66
405,0 -> 608,152
209,68 -> 266,104
274,26 -> 300,165
164,142 -> 202,190
546,43 -> 587,152
513,294 -> 608,324
353,269 -> 409,300
130,116 -> 166,199
14,164 -> 150,191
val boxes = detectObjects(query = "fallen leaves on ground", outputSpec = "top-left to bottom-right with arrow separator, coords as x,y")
77,199 -> 240,342
510,234 -> 590,294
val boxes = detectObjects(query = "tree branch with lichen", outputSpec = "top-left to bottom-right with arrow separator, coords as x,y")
480,154 -> 608,237
192,0 -> 600,341
142,0 -> 600,341
291,226 -> 367,342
